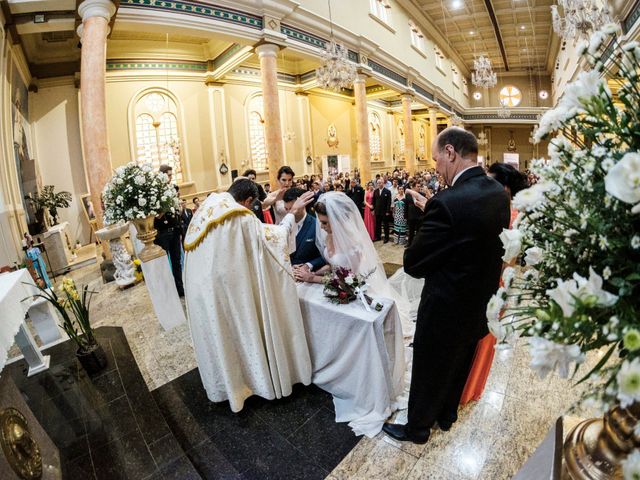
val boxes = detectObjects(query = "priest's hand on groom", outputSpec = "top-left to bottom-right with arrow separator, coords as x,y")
290,191 -> 315,223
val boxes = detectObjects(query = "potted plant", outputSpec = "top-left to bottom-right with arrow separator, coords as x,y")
488,25 -> 640,479
102,162 -> 179,262
30,277 -> 107,374
31,185 -> 72,226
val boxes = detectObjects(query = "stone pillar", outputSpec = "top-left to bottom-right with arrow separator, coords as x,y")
256,44 -> 284,187
77,0 -> 116,228
402,94 -> 415,174
428,108 -> 439,169
445,115 -> 452,128
353,74 -> 371,183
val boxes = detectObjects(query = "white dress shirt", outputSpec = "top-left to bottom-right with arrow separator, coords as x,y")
452,165 -> 477,186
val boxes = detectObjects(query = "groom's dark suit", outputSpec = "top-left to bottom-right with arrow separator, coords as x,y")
403,166 -> 510,438
290,214 -> 326,271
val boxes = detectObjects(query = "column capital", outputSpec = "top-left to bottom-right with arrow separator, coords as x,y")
353,74 -> 368,85
78,0 -> 116,22
428,107 -> 439,115
255,43 -> 280,59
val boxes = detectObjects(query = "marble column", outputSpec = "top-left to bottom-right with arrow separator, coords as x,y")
353,74 -> 371,183
402,94 -> 415,174
256,44 -> 284,187
428,108 -> 439,169
77,0 -> 116,228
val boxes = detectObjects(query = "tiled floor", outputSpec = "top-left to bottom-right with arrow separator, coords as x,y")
5,327 -> 359,480
9,240 -> 598,479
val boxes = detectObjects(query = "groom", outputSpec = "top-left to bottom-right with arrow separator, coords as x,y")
383,127 -> 510,443
283,188 -> 326,272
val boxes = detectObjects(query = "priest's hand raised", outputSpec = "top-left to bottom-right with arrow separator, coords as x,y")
290,191 -> 315,222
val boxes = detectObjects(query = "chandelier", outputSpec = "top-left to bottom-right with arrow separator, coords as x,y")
551,0 -> 613,41
471,55 -> 497,88
316,0 -> 357,91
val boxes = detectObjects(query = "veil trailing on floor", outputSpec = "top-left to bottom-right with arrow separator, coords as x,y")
314,192 -> 414,338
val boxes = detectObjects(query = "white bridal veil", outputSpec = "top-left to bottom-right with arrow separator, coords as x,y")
314,192 -> 414,337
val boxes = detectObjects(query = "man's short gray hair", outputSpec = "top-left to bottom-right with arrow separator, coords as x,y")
436,127 -> 478,158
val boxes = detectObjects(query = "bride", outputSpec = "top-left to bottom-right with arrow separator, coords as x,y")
293,191 -> 414,337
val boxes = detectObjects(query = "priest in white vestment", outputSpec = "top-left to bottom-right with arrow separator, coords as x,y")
183,179 -> 314,412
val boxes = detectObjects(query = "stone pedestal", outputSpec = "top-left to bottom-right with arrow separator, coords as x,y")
41,222 -> 73,274
95,224 -> 136,288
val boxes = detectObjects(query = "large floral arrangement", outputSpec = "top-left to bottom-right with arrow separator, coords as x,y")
102,162 -> 179,224
488,26 -> 640,413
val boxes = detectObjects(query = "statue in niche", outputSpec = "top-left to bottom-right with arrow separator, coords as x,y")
507,130 -> 517,152
326,124 -> 339,148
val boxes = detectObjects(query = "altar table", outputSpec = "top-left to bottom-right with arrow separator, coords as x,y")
0,270 -> 51,376
297,283 -> 405,437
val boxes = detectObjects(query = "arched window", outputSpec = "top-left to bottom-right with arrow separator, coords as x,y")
133,91 -> 183,183
369,112 -> 382,161
397,119 -> 405,157
247,95 -> 267,171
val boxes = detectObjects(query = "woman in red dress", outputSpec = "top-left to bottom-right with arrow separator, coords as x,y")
364,182 -> 376,241
459,163 -> 528,405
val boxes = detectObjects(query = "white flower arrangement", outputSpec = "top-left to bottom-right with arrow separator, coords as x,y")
102,162 -> 179,224
489,28 -> 640,410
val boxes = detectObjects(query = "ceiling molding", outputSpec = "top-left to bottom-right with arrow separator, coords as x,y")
483,0 -> 509,71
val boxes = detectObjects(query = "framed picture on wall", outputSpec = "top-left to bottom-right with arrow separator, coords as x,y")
80,194 -> 96,222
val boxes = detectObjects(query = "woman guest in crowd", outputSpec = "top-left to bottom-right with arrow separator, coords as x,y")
459,162 -> 528,405
392,186 -> 407,245
364,181 -> 376,241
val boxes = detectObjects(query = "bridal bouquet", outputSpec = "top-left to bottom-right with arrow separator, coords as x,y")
323,267 -> 382,311
102,162 -> 179,224
487,25 -> 640,411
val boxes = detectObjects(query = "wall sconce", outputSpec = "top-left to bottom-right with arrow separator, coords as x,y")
306,155 -> 313,165
219,151 -> 228,175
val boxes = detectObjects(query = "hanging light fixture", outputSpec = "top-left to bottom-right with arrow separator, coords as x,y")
551,0 -> 613,41
471,55 -> 497,88
478,130 -> 488,146
316,0 -> 357,91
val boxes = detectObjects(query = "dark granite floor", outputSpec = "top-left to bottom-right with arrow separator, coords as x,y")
5,326 -> 360,479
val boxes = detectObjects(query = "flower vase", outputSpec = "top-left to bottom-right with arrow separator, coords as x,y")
76,342 -> 108,375
563,402 -> 640,479
131,215 -> 165,263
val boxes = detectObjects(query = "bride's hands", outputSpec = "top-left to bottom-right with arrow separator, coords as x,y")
293,266 -> 315,283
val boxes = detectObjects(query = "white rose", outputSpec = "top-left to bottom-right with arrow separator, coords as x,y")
512,183 -> 548,212
524,247 -> 543,266
499,228 -> 523,263
622,450 -> 640,480
345,276 -> 354,285
528,337 -> 584,379
134,175 -> 146,186
486,288 -> 506,322
501,267 -> 516,289
617,358 -> 640,408
138,198 -> 147,207
605,152 -> 640,207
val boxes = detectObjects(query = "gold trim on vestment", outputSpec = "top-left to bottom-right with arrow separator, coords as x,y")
183,208 -> 254,252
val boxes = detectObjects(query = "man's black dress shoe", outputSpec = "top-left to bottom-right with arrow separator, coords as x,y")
437,420 -> 452,431
382,423 -> 429,444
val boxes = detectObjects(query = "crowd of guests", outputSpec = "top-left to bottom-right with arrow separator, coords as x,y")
157,161 -> 533,296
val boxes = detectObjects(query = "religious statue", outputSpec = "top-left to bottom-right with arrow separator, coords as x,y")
326,124 -> 339,148
507,130 -> 517,152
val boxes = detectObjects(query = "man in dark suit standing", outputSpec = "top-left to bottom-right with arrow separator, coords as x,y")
404,182 -> 430,247
179,199 -> 194,238
348,177 -> 365,218
373,178 -> 392,243
383,127 -> 510,444
283,188 -> 326,272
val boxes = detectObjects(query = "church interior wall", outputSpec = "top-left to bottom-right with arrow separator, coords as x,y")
470,74 -> 553,109
30,81 -> 90,247
296,0 -> 469,109
308,93 -> 356,169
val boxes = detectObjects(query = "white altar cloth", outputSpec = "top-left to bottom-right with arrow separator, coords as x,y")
297,282 -> 405,437
0,270 -> 50,375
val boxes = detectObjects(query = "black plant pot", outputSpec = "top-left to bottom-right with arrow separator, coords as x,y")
76,342 -> 108,374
